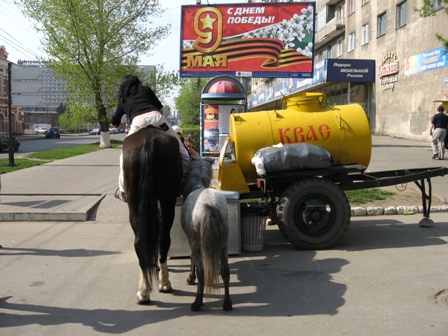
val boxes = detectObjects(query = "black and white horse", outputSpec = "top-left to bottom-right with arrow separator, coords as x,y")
181,157 -> 232,311
122,125 -> 182,304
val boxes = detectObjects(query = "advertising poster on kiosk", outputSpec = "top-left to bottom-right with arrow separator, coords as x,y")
203,105 -> 220,153
203,104 -> 244,154
180,2 -> 315,78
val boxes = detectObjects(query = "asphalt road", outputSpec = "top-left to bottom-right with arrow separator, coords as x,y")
0,133 -> 126,158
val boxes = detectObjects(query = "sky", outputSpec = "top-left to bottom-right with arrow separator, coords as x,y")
0,0 -> 243,109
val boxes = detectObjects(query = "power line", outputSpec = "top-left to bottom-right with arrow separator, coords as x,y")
0,0 -> 44,60
0,35 -> 38,60
0,29 -> 41,59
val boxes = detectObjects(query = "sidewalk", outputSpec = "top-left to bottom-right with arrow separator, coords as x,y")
0,146 -> 128,222
0,135 -> 447,222
1,135 -> 448,336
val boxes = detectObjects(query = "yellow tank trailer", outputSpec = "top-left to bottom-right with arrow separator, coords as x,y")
217,92 -> 447,250
218,92 -> 372,193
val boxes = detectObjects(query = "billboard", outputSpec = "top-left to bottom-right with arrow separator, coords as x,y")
180,2 -> 315,78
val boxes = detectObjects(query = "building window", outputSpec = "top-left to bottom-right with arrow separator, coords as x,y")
316,8 -> 326,32
349,0 -> 356,15
348,32 -> 355,52
337,38 -> 343,57
362,0 -> 369,5
336,5 -> 344,24
328,45 -> 333,58
377,12 -> 387,37
430,0 -> 444,11
396,1 -> 408,28
361,23 -> 369,45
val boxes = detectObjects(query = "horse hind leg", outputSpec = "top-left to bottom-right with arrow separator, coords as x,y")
187,256 -> 196,285
137,267 -> 152,305
220,250 -> 232,311
158,201 -> 176,293
158,261 -> 172,293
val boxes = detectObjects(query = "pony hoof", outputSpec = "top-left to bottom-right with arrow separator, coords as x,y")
158,283 -> 172,293
136,292 -> 151,305
223,301 -> 233,311
186,276 -> 196,285
191,302 -> 202,312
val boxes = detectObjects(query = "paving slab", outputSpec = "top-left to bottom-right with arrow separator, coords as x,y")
0,135 -> 447,222
0,194 -> 104,221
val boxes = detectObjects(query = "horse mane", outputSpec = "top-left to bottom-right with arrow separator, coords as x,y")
182,157 -> 214,197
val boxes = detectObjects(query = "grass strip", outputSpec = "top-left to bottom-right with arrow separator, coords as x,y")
345,189 -> 394,204
0,140 -> 123,175
241,187 -> 396,206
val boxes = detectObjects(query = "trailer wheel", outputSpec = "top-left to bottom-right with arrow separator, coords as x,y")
276,178 -> 351,250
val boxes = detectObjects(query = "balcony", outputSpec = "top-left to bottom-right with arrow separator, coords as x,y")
317,0 -> 343,7
315,17 -> 345,49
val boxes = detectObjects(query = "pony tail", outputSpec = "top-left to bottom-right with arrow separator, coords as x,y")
200,203 -> 226,296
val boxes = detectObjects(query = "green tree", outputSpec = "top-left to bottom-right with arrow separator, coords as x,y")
58,111 -> 79,131
19,0 -> 170,147
175,78 -> 210,125
56,102 -> 66,114
416,0 -> 448,52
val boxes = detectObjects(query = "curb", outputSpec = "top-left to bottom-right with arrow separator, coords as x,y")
351,205 -> 448,216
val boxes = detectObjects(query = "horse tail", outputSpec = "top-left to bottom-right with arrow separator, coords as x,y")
200,202 -> 228,296
133,137 -> 160,287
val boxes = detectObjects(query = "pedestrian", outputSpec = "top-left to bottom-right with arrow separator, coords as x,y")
172,125 -> 200,157
429,105 -> 448,160
111,74 -> 190,201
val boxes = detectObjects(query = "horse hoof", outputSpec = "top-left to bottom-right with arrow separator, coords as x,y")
223,302 -> 233,311
223,297 -> 232,311
186,276 -> 196,285
158,283 -> 172,293
191,302 -> 202,312
136,292 -> 151,305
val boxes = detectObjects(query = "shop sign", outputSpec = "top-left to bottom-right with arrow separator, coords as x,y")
379,52 -> 399,91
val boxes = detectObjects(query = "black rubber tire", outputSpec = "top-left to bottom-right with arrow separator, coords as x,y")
276,178 -> 351,250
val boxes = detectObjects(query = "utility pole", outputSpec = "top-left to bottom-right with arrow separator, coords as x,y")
7,62 -> 15,167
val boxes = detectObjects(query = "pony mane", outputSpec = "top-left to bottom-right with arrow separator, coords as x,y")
182,157 -> 214,197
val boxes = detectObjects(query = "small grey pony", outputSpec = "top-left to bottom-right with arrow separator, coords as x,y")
181,156 -> 232,312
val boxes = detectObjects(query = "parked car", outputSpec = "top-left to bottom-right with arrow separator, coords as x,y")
0,132 -> 20,153
109,127 -> 118,134
35,127 -> 47,134
89,128 -> 100,135
44,127 -> 61,139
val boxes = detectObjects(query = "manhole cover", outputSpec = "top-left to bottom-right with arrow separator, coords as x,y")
435,289 -> 448,308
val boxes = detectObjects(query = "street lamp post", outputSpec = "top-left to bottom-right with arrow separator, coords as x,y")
7,62 -> 15,166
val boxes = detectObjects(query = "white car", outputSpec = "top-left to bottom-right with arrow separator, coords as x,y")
36,127 -> 47,134
109,127 -> 118,134
89,128 -> 100,135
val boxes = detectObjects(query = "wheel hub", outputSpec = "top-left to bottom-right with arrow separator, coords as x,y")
297,201 -> 331,234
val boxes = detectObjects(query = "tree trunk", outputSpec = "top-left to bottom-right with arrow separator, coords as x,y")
96,91 -> 111,148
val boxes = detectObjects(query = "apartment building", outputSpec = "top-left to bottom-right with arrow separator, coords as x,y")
247,0 -> 448,140
0,45 -> 23,133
